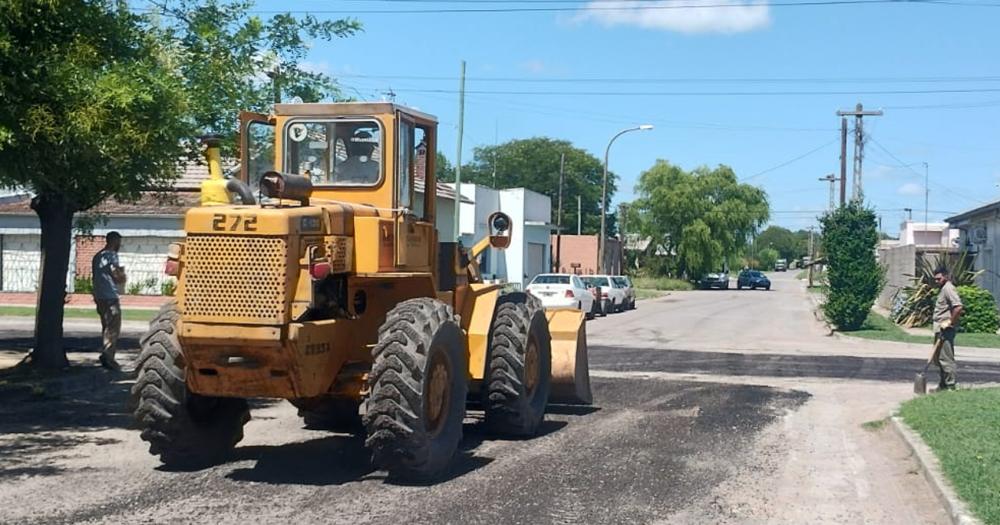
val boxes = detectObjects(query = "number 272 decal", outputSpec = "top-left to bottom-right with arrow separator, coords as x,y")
212,214 -> 258,232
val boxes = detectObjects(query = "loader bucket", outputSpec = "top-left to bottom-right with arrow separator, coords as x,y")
545,308 -> 593,405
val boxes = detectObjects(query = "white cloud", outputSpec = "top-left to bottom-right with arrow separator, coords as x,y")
897,182 -> 924,196
521,59 -> 548,74
575,0 -> 771,34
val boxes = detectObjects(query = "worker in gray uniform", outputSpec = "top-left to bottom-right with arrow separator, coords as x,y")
932,266 -> 964,391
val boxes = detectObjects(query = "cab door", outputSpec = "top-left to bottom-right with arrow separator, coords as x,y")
239,111 -> 276,188
394,115 -> 433,270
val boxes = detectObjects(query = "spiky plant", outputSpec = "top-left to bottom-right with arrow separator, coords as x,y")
891,251 -> 979,327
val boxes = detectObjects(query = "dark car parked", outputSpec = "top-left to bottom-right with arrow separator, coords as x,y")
737,270 -> 771,290
699,271 -> 730,290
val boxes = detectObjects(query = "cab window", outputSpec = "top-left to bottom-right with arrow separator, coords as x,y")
284,119 -> 382,186
246,121 -> 275,190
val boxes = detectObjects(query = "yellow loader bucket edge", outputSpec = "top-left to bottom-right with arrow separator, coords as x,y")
544,308 -> 593,405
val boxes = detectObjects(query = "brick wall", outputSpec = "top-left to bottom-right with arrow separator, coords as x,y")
75,235 -> 105,278
550,234 -> 623,275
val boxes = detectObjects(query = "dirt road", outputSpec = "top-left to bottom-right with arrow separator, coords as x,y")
2,272 -> 998,524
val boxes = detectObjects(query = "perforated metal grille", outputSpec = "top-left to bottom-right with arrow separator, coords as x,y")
181,235 -> 288,323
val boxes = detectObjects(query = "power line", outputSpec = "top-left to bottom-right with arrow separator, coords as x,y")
742,139 -> 840,181
348,86 -> 1000,97
131,0 -> 1000,14
334,73 -> 1000,85
868,138 -> 989,205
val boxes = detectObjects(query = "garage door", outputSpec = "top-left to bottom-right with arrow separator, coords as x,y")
1,234 -> 40,292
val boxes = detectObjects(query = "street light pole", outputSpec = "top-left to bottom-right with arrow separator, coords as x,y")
599,124 -> 653,274
923,161 -> 929,227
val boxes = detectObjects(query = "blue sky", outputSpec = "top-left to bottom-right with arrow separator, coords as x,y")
259,0 -> 1000,235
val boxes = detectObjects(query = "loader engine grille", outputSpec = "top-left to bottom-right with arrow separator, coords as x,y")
181,235 -> 288,323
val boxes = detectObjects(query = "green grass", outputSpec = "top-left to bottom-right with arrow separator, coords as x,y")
900,388 -> 1000,524
840,311 -> 1000,349
807,285 -> 827,294
631,276 -> 694,291
0,306 -> 157,322
861,418 -> 888,431
635,289 -> 668,300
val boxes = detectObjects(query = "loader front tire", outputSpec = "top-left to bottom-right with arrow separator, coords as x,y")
130,302 -> 250,469
364,298 -> 467,481
485,296 -> 552,436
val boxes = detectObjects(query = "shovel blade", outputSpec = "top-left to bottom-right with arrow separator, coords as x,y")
914,372 -> 927,395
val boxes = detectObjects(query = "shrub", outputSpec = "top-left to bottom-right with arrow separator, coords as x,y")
821,202 -> 884,331
891,252 -> 978,327
631,276 -> 694,291
161,279 -> 177,297
956,285 -> 999,334
73,276 -> 93,294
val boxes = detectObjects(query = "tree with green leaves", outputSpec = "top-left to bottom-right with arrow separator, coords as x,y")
148,0 -> 361,154
821,202 -> 884,330
0,0 -> 359,368
442,138 -> 614,235
630,160 -> 769,279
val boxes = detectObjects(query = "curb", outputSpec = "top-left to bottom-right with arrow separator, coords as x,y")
889,416 -> 983,525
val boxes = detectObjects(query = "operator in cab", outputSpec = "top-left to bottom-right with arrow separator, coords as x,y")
334,130 -> 380,184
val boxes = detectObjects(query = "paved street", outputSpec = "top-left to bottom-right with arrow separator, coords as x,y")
3,272 -> 1000,524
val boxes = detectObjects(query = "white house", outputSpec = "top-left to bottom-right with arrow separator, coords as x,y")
947,200 -> 1000,305
453,183 -> 553,289
895,221 -> 959,248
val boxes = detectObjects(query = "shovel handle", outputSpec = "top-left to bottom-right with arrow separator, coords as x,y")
924,337 -> 945,373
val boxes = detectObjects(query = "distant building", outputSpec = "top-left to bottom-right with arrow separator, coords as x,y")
947,200 -> 1000,305
454,183 -> 554,289
894,221 -> 959,248
550,234 -> 624,276
877,220 -> 960,310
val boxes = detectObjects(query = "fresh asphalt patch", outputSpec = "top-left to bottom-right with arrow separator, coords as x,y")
590,345 -> 1000,384
0,376 -> 807,524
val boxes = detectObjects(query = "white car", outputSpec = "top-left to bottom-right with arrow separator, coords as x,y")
612,276 -> 636,310
526,273 -> 595,319
581,275 -> 628,314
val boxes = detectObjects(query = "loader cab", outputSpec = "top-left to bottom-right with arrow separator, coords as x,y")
239,103 -> 440,271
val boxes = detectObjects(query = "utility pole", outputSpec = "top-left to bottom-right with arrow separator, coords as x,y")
904,207 -> 913,221
577,195 -> 582,235
839,117 -> 848,206
555,153 -> 564,272
266,64 -> 281,105
453,60 -> 466,240
492,120 -> 499,189
837,103 -> 883,202
819,173 -> 837,210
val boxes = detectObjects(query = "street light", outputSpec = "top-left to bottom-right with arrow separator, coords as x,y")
599,125 -> 653,274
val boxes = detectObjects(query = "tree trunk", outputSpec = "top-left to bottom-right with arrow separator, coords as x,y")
30,194 -> 75,369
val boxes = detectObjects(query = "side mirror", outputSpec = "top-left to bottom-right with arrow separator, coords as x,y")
487,211 -> 512,249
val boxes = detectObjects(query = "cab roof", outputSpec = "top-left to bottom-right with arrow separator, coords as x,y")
273,102 -> 437,124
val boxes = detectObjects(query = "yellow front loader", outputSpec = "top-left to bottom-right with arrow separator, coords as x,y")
130,102 -> 591,480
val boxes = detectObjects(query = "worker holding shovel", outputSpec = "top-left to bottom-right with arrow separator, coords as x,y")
932,267 -> 964,391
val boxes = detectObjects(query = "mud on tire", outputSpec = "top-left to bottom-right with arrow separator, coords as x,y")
485,294 -> 552,436
363,298 -> 467,481
130,302 -> 250,469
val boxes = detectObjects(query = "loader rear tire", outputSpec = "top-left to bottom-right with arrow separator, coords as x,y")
485,296 -> 552,437
130,302 -> 250,469
364,298 -> 467,482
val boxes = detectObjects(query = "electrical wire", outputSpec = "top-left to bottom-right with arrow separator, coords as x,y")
742,139 -> 839,181
335,73 -> 1000,85
131,0 -> 1000,14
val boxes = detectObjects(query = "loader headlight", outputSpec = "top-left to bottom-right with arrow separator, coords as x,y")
491,213 -> 510,233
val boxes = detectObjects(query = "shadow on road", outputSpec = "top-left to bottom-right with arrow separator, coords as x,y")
590,346 -> 1000,383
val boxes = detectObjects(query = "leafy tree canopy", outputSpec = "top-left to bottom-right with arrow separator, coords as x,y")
439,138 -> 615,235
630,160 -> 769,279
0,0 -> 359,367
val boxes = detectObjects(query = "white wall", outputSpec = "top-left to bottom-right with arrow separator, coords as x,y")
1,234 -> 40,291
